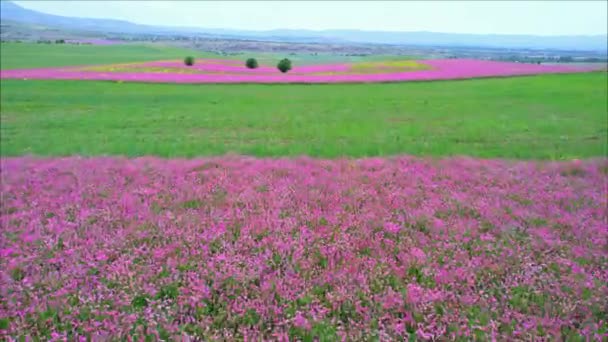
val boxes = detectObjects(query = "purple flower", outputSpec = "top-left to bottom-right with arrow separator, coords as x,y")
0,156 -> 605,339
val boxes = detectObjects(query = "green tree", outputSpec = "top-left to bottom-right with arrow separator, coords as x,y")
277,58 -> 292,73
184,56 -> 195,66
245,58 -> 259,69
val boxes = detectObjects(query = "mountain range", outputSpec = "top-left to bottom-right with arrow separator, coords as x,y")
1,1 -> 606,51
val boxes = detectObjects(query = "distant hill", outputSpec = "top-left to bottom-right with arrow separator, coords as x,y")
1,1 -> 168,34
2,1 -> 607,51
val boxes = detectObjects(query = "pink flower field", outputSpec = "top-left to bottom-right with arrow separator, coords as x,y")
1,58 -> 602,84
1,156 -> 607,340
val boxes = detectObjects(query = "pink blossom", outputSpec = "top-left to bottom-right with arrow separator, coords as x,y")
410,247 -> 426,263
385,222 -> 401,234
0,156 -> 605,339
293,312 -> 311,330
1,59 -> 602,84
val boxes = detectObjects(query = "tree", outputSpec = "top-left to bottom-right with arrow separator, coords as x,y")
245,58 -> 259,69
184,56 -> 195,66
277,58 -> 292,73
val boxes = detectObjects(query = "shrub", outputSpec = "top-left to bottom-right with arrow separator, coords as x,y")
55,39 -> 65,44
184,56 -> 195,66
245,58 -> 259,69
277,58 -> 292,73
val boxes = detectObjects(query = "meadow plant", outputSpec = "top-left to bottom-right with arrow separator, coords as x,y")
1,58 -> 599,83
0,156 -> 606,340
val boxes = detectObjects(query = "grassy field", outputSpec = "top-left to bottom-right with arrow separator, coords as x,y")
0,42 -> 210,69
2,42 -> 607,341
1,72 -> 606,159
235,52 -> 419,66
0,42 -> 419,70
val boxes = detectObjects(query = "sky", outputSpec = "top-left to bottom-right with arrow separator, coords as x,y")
14,1 -> 608,36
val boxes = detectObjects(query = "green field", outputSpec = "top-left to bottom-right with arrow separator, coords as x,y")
1,72 -> 606,159
0,42 -> 211,69
0,42 -> 417,70
235,52 -> 419,66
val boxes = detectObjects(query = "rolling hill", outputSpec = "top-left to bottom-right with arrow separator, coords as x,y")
1,1 -> 607,51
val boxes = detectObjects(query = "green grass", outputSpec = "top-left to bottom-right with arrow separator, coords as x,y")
0,43 -> 417,70
1,72 -> 606,159
0,42 -> 208,69
237,53 -> 418,66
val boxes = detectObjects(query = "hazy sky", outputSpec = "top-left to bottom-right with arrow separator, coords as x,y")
14,1 -> 608,36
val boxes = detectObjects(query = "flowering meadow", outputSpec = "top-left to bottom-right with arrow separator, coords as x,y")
0,58 -> 602,84
1,156 -> 606,340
